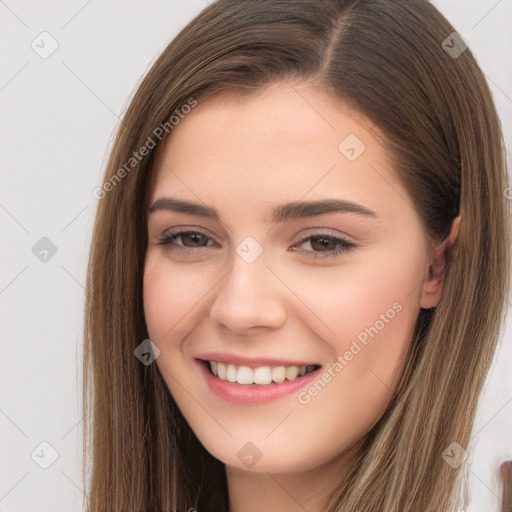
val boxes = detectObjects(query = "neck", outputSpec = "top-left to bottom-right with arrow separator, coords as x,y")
226,444 -> 361,512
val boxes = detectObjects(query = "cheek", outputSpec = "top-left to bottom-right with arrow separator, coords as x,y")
283,270 -> 418,468
277,246 -> 421,420
143,263 -> 176,341
292,309 -> 412,467
277,243 -> 423,351
143,255 -> 209,342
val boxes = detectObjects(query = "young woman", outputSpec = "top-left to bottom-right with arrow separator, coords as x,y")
83,1 -> 511,510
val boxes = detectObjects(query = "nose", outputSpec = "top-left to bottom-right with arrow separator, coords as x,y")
209,249 -> 287,334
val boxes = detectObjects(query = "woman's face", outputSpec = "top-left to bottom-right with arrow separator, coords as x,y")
143,82 -> 437,474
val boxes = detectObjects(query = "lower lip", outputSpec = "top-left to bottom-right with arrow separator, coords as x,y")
196,360 -> 322,405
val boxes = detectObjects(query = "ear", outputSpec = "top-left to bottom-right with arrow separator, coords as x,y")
419,216 -> 461,309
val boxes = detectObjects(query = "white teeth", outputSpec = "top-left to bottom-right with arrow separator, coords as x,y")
226,364 -> 237,383
254,366 -> 272,385
271,366 -> 286,383
217,362 -> 226,380
207,361 -> 316,385
237,366 -> 254,385
285,366 -> 299,380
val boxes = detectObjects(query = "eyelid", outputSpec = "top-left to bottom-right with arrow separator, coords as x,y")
291,230 -> 356,259
291,226 -> 355,244
158,227 -> 218,248
159,225 -> 355,242
157,226 -> 357,259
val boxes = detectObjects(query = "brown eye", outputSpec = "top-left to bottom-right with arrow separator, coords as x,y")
158,230 -> 217,253
292,233 -> 355,259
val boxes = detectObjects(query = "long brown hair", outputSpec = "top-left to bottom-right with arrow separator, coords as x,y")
82,1 -> 511,510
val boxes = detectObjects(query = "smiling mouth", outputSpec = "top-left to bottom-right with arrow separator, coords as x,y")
202,360 -> 321,386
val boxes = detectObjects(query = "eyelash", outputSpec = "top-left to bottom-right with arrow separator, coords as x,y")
157,229 -> 356,259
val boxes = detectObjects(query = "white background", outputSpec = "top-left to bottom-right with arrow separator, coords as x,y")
1,1 -> 511,511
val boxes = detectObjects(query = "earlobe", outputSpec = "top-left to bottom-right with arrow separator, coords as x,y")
419,215 -> 461,309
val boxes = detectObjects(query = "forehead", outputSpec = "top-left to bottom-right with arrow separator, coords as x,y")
159,83 -> 382,161
149,82 -> 412,226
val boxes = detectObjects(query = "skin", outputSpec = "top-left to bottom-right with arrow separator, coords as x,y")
143,81 -> 460,512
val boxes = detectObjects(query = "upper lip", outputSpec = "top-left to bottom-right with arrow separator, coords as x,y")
196,352 -> 320,368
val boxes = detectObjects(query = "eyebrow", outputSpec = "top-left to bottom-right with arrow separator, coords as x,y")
149,196 -> 380,223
